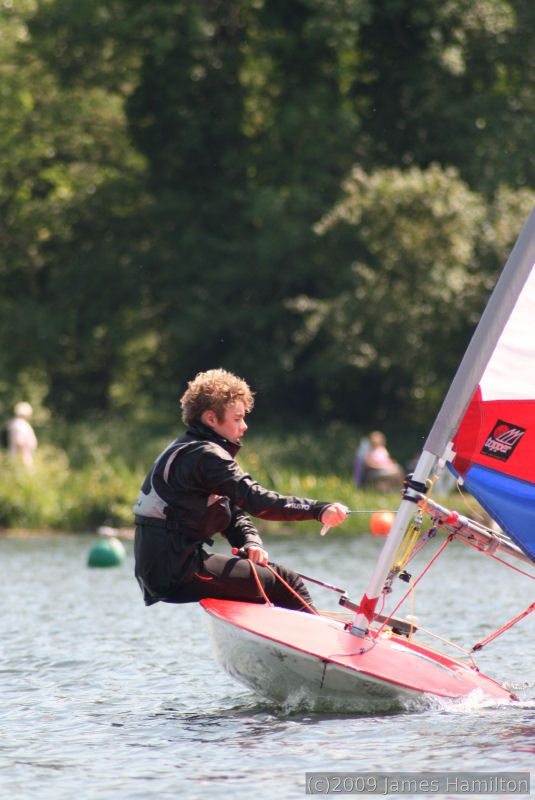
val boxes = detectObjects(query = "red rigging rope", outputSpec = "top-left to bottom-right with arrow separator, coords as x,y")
383,526 -> 535,652
244,557 -> 319,614
248,559 -> 273,606
264,563 -> 319,614
472,601 -> 535,652
457,534 -> 535,581
455,533 -> 535,650
377,533 -> 455,634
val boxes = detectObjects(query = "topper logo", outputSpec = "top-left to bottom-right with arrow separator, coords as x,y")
481,420 -> 526,461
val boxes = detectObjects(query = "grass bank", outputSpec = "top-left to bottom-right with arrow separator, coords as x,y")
0,416 -> 477,534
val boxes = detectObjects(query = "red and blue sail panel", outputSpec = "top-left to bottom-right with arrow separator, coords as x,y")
450,263 -> 535,563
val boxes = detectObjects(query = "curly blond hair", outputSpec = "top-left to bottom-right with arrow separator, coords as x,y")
180,368 -> 255,425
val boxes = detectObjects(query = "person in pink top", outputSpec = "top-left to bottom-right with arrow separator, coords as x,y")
364,430 -> 403,491
8,402 -> 37,472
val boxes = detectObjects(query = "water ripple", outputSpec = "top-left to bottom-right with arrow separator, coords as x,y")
1,534 -> 534,799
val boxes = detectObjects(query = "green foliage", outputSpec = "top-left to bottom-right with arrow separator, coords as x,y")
0,430 -> 148,532
0,0 -> 148,417
0,445 -> 68,529
353,0 -> 535,194
0,415 -> 478,533
300,165 -> 535,424
0,417 -> 393,532
2,0 -> 535,430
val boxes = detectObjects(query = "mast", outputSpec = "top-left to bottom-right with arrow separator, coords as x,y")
352,204 -> 535,636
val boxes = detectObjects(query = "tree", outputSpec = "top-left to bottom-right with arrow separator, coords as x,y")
353,0 -> 535,195
28,0 -> 365,417
5,0 -> 535,428
0,1 -> 150,417
290,165 -> 535,425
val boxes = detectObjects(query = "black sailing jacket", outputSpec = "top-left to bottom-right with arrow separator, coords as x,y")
133,420 -> 330,602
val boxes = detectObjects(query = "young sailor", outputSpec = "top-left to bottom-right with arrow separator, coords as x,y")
134,368 -> 347,611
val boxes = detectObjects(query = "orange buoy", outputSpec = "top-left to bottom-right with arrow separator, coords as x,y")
369,510 -> 395,536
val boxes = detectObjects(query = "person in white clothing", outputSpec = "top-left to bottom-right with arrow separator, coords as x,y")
8,402 -> 37,471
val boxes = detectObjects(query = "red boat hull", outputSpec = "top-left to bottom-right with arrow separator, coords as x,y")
201,599 -> 515,712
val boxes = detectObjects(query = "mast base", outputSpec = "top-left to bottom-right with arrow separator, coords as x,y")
349,623 -> 368,638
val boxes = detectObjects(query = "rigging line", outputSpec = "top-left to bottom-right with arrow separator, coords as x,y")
247,559 -> 273,606
472,601 -> 535,652
391,476 -> 438,570
319,610 -> 353,622
233,547 -> 321,609
346,509 -> 397,514
263,563 -> 319,615
392,508 -> 428,570
395,524 -> 440,573
402,531 -> 434,565
326,638 -> 377,658
456,535 -> 535,580
376,575 -> 478,668
376,577 -> 416,640
420,473 -> 438,511
409,580 -> 415,636
392,474 -> 448,572
377,533 -> 455,636
394,520 -> 423,570
235,551 -> 335,612
454,479 -> 488,524
405,622 -> 478,668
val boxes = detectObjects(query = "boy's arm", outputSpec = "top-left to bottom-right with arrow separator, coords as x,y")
224,507 -> 264,549
223,508 -> 269,565
200,447 -> 330,522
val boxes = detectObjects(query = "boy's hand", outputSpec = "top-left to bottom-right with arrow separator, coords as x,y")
320,503 -> 348,528
244,545 -> 269,566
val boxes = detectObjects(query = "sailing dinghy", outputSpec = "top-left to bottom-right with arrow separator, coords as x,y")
202,206 -> 535,712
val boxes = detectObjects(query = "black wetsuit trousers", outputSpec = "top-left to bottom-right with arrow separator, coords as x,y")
166,550 -> 315,611
134,524 -> 315,611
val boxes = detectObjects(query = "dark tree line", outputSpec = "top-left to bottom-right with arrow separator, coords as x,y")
2,0 -> 535,430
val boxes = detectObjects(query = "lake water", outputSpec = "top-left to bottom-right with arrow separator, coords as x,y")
2,527 -> 535,799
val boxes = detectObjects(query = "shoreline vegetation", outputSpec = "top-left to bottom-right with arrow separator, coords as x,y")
0,417 -> 485,536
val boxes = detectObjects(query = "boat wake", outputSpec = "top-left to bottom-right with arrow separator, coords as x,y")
276,685 -> 455,717
235,686 -> 517,718
277,686 -> 406,716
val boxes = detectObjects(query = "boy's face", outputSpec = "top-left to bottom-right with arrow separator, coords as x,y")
204,401 -> 248,444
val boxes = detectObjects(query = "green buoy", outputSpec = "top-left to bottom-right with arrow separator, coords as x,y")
87,536 -> 126,568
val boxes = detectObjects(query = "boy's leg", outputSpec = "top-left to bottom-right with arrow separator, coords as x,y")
168,552 -> 315,611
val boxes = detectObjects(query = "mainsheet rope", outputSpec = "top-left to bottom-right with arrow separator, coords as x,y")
245,558 -> 319,614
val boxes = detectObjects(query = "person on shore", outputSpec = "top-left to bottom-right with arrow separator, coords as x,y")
363,430 -> 403,491
133,368 -> 347,612
8,401 -> 37,472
